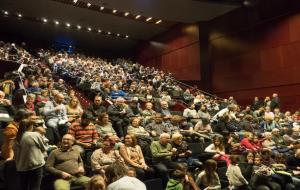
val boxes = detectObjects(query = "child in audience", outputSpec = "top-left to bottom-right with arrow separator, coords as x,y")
166,170 -> 185,190
226,155 -> 249,190
196,159 -> 221,190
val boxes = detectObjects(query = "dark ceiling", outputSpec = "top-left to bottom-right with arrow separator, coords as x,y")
0,0 -> 241,55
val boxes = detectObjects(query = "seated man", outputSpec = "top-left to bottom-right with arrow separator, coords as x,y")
85,95 -> 106,121
67,112 -> 99,154
44,93 -> 69,144
45,134 -> 90,190
141,102 -> 157,125
145,113 -> 171,138
150,133 -> 178,187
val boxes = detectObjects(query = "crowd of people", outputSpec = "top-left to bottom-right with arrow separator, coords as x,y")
0,41 -> 300,190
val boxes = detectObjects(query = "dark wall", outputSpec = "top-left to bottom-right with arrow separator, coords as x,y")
136,24 -> 201,82
203,0 -> 300,111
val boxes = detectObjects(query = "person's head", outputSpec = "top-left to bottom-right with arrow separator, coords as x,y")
200,104 -> 207,112
26,93 -> 36,104
54,93 -> 64,104
69,97 -> 79,108
189,103 -> 195,109
254,155 -> 262,165
246,152 -> 254,163
14,110 -> 31,123
272,128 -> 280,136
127,167 -> 136,177
229,155 -> 239,165
131,117 -> 140,127
264,114 -> 274,123
204,159 -> 217,174
254,96 -> 259,101
94,95 -> 102,106
170,169 -> 185,183
154,113 -> 163,123
115,97 -> 125,106
265,106 -> 271,112
41,89 -> 48,97
145,102 -> 153,110
272,93 -> 278,98
0,90 -> 5,100
86,175 -> 106,190
105,161 -> 127,184
61,134 -> 75,150
80,112 -> 92,127
264,132 -> 272,140
295,149 -> 300,158
124,134 -> 137,147
159,133 -> 171,146
16,119 -> 35,143
213,136 -> 224,149
98,112 -> 109,124
172,133 -> 183,145
160,100 -> 168,109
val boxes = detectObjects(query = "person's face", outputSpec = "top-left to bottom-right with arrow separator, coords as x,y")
174,137 -> 183,145
101,114 -> 109,123
71,99 -> 78,107
161,102 -> 168,109
124,135 -> 133,145
214,139 -> 221,146
27,97 -> 35,104
0,92 -> 5,100
254,158 -> 261,165
55,94 -> 64,104
94,97 -> 102,105
154,116 -> 163,123
160,136 -> 170,145
247,154 -> 254,162
132,118 -> 140,127
61,135 -> 74,149
146,103 -> 153,110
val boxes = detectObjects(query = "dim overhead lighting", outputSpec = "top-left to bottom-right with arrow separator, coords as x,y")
98,29 -> 102,33
77,25 -> 81,29
42,18 -> 48,23
146,17 -> 152,22
155,20 -> 162,24
117,33 -> 120,36
125,35 -> 129,38
113,9 -> 117,13
87,3 -> 91,7
66,23 -> 71,27
87,27 -> 92,31
4,11 -> 8,15
135,15 -> 141,19
124,12 -> 129,16
17,13 -> 22,18
107,31 -> 111,35
73,0 -> 78,3
54,20 -> 59,25
100,6 -> 104,10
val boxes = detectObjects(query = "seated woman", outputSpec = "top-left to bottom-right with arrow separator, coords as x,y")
66,97 -> 83,123
36,89 -> 49,108
91,137 -> 124,175
196,159 -> 221,190
119,134 -> 154,180
95,112 -> 117,138
205,136 -> 230,166
127,117 -> 149,137
240,132 -> 259,152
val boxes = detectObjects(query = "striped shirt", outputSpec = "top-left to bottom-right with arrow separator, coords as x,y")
68,123 -> 99,143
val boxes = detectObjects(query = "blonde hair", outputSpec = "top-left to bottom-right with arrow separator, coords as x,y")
172,133 -> 183,141
86,175 -> 106,190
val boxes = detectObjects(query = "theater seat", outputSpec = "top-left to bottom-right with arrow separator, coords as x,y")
144,178 -> 163,190
3,160 -> 21,190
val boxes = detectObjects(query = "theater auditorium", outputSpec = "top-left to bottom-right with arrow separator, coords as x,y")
0,0 -> 300,190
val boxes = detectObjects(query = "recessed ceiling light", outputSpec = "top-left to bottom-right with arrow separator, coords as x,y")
146,17 -> 152,22
113,9 -> 117,13
42,18 -> 48,23
117,33 -> 120,36
77,25 -> 81,29
98,29 -> 102,33
87,27 -> 91,31
125,35 -> 129,38
124,12 -> 129,16
155,20 -> 162,24
107,31 -> 111,35
73,0 -> 78,3
54,20 -> 59,25
87,3 -> 91,7
17,13 -> 22,18
4,11 -> 8,15
100,6 -> 104,10
66,23 -> 71,27
135,15 -> 141,19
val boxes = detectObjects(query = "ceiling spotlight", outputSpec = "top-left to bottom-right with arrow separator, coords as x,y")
146,17 -> 152,22
113,9 -> 117,13
125,35 -> 129,38
17,13 -> 22,18
124,12 -> 129,16
135,15 -> 141,19
87,3 -> 91,7
87,27 -> 92,31
42,18 -> 48,23
100,6 -> 104,10
98,29 -> 102,33
107,31 -> 111,35
155,20 -> 162,24
73,0 -> 78,3
4,11 -> 8,15
54,20 -> 59,25
77,25 -> 81,29
66,23 -> 71,27
117,33 -> 120,36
